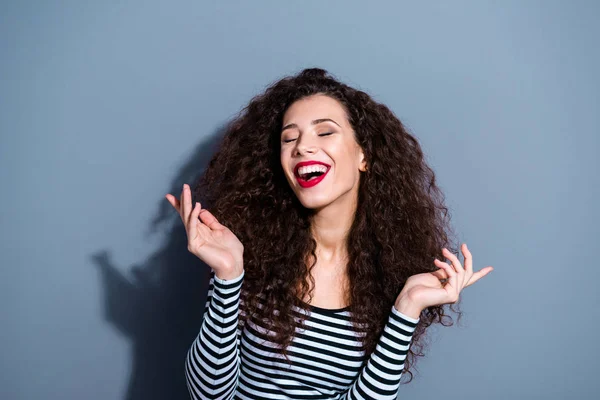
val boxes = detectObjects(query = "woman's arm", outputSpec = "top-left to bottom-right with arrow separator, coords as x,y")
340,305 -> 419,400
185,269 -> 245,400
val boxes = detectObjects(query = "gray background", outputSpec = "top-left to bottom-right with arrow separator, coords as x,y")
1,1 -> 598,399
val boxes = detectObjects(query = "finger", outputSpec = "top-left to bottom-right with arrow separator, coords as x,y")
466,266 -> 494,287
199,208 -> 225,231
188,202 -> 200,237
431,256 -> 449,280
165,193 -> 179,210
434,259 -> 456,283
187,201 -> 202,227
443,247 -> 467,290
462,243 -> 473,275
165,194 -> 183,220
165,194 -> 184,224
443,247 -> 464,273
461,243 -> 474,290
181,184 -> 192,224
435,259 -> 459,300
431,267 -> 448,281
189,202 -> 204,240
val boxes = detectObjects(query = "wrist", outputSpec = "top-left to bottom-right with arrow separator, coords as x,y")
394,295 -> 423,320
214,263 -> 244,281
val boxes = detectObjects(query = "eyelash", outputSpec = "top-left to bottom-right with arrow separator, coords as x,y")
283,132 -> 333,143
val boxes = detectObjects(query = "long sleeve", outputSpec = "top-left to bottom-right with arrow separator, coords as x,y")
340,305 -> 419,400
185,269 -> 245,400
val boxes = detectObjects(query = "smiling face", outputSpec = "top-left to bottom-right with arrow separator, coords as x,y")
280,94 -> 367,210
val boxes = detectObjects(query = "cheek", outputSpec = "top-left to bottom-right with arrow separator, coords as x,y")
280,150 -> 288,168
280,151 -> 294,180
336,154 -> 361,184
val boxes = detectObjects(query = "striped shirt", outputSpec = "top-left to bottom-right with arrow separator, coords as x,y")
185,270 -> 419,399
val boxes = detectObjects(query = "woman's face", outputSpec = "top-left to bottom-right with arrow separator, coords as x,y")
280,94 -> 367,210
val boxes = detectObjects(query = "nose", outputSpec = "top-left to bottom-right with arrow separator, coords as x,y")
294,135 -> 317,156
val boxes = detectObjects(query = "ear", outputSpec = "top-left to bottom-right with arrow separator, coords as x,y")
359,151 -> 367,172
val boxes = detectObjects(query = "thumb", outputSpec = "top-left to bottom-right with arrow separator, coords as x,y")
199,208 -> 225,230
431,268 -> 448,281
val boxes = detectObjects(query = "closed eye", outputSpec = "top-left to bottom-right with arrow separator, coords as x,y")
282,132 -> 333,143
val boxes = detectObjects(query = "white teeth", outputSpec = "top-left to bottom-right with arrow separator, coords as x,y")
297,165 -> 328,175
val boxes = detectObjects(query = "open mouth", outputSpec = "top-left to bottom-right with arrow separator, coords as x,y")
297,170 -> 325,181
294,165 -> 330,188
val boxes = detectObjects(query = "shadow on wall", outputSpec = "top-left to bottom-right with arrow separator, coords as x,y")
90,125 -> 229,400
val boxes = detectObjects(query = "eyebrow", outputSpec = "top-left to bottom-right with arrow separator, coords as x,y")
281,118 -> 341,133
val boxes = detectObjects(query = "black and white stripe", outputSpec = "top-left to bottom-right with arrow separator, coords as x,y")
185,270 -> 419,400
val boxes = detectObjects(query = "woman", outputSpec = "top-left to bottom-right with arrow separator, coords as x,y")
166,68 -> 493,399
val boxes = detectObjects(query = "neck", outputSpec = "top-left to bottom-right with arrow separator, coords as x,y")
309,190 -> 358,265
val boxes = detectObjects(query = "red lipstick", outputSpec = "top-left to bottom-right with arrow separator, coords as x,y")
294,161 -> 331,188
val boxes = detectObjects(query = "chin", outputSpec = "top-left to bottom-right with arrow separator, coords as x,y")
299,201 -> 324,210
295,193 -> 333,210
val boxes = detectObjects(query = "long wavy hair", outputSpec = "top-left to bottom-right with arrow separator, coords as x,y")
192,67 -> 461,382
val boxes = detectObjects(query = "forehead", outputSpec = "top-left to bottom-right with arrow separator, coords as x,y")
282,95 -> 348,125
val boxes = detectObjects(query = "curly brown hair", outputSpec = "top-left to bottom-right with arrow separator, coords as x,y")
192,67 -> 461,383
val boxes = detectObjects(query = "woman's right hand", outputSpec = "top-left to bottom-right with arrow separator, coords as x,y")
165,184 -> 244,280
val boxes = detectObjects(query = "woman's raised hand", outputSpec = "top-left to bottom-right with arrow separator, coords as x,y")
165,184 -> 244,280
394,243 -> 493,319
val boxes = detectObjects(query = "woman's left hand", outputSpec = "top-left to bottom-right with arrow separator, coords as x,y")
394,243 -> 493,319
